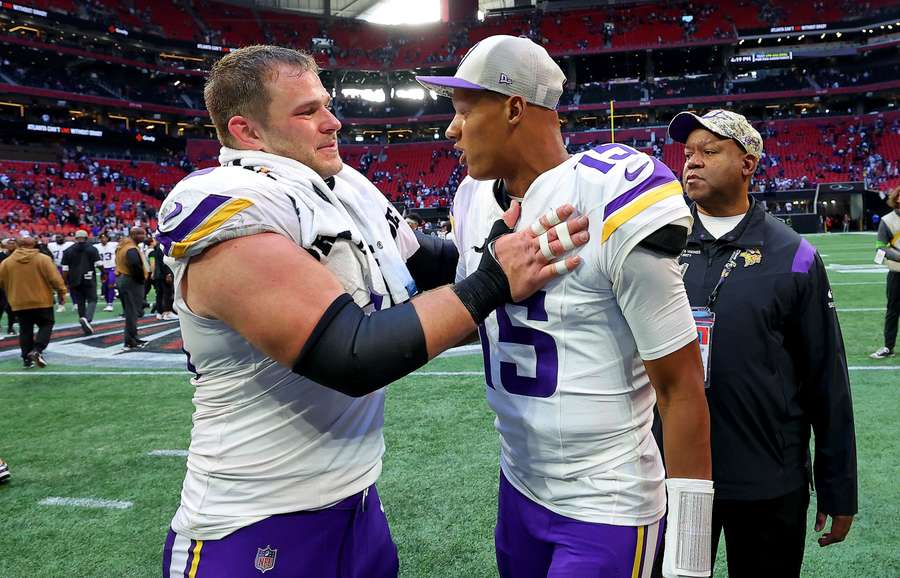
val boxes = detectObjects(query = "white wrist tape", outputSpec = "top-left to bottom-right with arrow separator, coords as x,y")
662,478 -> 714,578
530,208 -> 562,236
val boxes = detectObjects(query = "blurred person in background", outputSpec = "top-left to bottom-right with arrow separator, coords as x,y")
0,233 -> 67,368
115,226 -> 149,351
62,230 -> 101,335
870,186 -> 900,359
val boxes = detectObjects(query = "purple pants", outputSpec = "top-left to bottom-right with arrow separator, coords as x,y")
102,269 -> 117,304
496,472 -> 664,578
163,485 -> 398,578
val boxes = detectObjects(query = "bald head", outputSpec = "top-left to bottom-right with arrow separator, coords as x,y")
129,227 -> 147,244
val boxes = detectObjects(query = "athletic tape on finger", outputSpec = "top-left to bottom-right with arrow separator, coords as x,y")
554,222 -> 576,252
530,208 -> 563,236
553,260 -> 569,276
539,233 -> 556,260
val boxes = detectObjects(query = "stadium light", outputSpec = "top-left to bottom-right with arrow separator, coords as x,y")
836,32 -> 842,37
739,39 -> 745,45
477,10 -> 485,22
757,37 -> 762,44
820,33 -> 827,39
173,80 -> 181,87
777,37 -> 782,42
355,134 -> 364,142
798,34 -> 805,40
433,132 -> 440,139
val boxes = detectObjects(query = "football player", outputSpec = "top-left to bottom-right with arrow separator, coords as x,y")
158,45 -> 589,577
418,35 -> 713,578
94,233 -> 118,311
46,233 -> 73,312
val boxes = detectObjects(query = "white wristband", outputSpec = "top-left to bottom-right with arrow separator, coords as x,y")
662,478 -> 714,578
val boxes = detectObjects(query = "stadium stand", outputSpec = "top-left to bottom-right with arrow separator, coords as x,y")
2,0 -> 900,236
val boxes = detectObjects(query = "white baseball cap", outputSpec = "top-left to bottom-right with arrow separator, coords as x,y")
416,35 -> 566,110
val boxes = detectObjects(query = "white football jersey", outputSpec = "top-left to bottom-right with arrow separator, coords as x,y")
47,241 -> 73,266
158,159 -> 418,540
95,241 -> 117,268
453,143 -> 695,526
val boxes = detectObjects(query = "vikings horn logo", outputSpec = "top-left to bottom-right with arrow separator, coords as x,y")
739,249 -> 762,267
255,546 -> 277,573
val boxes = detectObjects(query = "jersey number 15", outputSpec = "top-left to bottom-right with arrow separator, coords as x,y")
478,291 -> 558,398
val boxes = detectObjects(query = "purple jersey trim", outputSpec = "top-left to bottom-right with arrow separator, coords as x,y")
156,194 -> 231,254
791,238 -> 816,273
603,158 -> 679,219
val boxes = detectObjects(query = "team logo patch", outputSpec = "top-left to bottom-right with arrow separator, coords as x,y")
255,546 -> 277,574
739,249 -> 762,267
498,72 -> 513,85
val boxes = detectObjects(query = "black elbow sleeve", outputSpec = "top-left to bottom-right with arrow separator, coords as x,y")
405,231 -> 459,291
638,224 -> 688,258
293,294 -> 429,397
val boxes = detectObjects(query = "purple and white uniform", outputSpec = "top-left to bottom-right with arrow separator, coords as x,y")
453,144 -> 697,576
157,148 -> 418,577
94,241 -> 117,303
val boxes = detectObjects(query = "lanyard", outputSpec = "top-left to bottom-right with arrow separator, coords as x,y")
706,249 -> 741,310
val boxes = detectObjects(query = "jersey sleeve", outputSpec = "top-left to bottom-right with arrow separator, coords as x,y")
449,177 -> 477,282
157,171 -> 305,261
612,246 -> 697,360
588,152 -> 692,281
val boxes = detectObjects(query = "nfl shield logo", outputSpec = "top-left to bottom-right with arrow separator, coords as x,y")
255,546 -> 277,574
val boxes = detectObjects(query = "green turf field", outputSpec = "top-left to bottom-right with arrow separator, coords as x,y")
0,233 -> 897,577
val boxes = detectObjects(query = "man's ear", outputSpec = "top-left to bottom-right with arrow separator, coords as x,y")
507,95 -> 526,126
227,115 -> 264,150
742,154 -> 759,177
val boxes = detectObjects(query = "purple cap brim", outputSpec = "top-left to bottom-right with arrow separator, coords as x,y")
415,75 -> 485,94
667,112 -> 705,144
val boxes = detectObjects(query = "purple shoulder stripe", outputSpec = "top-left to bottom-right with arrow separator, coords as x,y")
156,193 -> 232,254
182,166 -> 217,180
603,158 -> 679,219
791,238 -> 816,273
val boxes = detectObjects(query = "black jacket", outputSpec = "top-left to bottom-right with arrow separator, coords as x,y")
61,242 -> 101,288
680,198 -> 857,516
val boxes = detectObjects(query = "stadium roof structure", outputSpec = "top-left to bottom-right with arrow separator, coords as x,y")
252,0 -> 406,19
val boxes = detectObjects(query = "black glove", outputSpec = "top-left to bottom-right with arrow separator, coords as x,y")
451,218 -> 514,324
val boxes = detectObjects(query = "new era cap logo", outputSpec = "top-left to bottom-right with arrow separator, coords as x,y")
498,73 -> 513,85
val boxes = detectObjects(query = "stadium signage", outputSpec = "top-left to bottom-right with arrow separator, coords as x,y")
729,51 -> 793,63
27,123 -> 103,137
108,25 -> 129,36
769,23 -> 827,33
2,3 -> 48,17
135,133 -> 156,142
197,43 -> 233,53
816,181 -> 867,194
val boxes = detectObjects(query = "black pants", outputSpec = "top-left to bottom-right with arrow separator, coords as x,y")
0,289 -> 14,331
117,276 -> 145,346
70,281 -> 98,322
154,279 -> 175,313
15,307 -> 54,360
651,485 -> 809,578
885,271 -> 900,351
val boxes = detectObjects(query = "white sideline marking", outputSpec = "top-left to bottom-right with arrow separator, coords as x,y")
831,282 -> 884,286
847,366 -> 900,371
0,371 -> 186,376
39,497 -> 133,510
147,449 -> 189,457
838,308 -> 885,312
412,371 -> 482,376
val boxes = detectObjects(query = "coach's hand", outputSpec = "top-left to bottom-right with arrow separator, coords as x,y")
815,512 -> 853,547
492,202 -> 588,302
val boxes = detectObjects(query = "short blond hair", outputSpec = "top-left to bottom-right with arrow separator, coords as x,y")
204,45 -> 319,147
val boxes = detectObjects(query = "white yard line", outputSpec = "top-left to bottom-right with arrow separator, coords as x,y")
147,449 -> 189,457
39,497 -> 133,510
